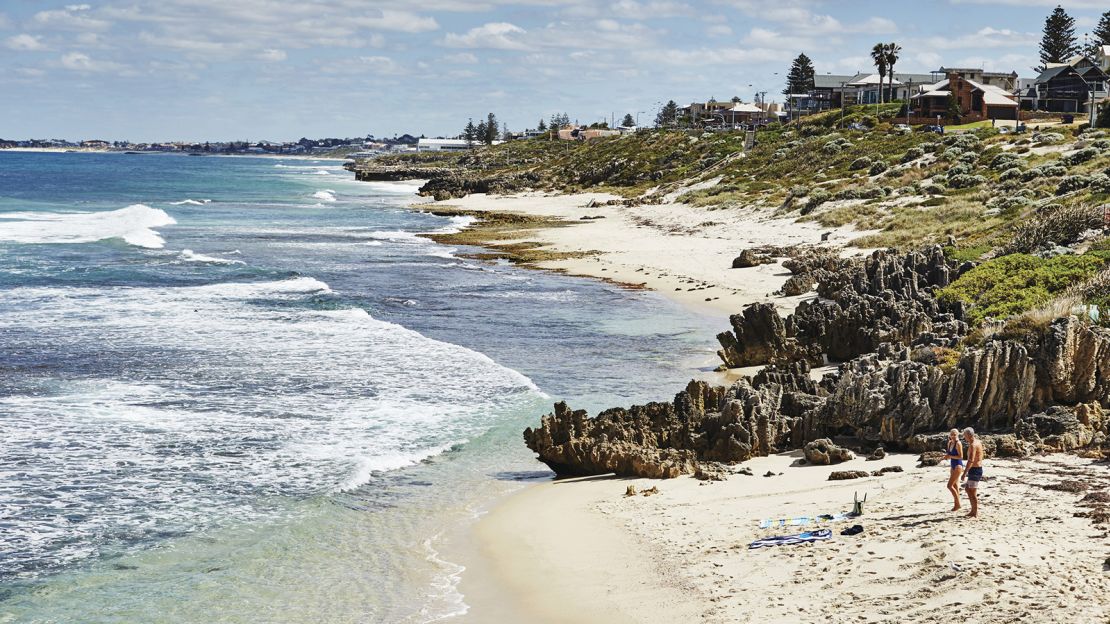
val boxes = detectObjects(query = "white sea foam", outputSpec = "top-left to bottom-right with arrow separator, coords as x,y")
0,276 -> 543,579
361,180 -> 426,195
313,190 -> 337,202
309,170 -> 331,175
179,249 -> 245,265
0,204 -> 176,249
170,199 -> 212,206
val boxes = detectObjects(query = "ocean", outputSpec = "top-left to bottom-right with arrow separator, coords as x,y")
0,152 -> 718,622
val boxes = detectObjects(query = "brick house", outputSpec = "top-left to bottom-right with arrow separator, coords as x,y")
910,71 -> 1019,121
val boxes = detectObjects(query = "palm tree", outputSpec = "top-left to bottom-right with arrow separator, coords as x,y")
884,43 -> 902,105
870,43 -> 888,104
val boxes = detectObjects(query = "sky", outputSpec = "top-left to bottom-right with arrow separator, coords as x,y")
0,0 -> 1108,142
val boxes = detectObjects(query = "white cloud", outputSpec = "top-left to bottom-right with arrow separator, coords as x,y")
610,0 -> 693,18
443,22 -> 529,50
443,51 -> 479,63
33,5 -> 110,31
5,34 -> 47,51
919,27 -> 1036,50
320,55 -> 401,75
257,48 -> 287,62
707,24 -> 733,37
350,9 -> 438,33
950,0 -> 1108,6
57,51 -> 126,73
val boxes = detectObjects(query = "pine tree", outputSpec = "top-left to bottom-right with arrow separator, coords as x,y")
1087,10 -> 1110,58
1039,5 -> 1079,70
483,113 -> 499,144
621,113 -> 635,127
655,100 -> 679,127
475,120 -> 487,144
783,53 -> 815,96
463,119 -> 477,145
537,119 -> 547,131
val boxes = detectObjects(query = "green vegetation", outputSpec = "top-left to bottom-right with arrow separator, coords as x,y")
937,252 -> 1110,323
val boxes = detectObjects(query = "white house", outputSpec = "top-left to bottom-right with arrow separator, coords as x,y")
416,138 -> 503,152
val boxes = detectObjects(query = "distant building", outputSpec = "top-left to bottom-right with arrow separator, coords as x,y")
416,138 -> 503,151
80,139 -> 110,149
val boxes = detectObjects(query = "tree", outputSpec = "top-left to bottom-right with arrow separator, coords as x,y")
1087,10 -> 1110,58
463,119 -> 477,146
1039,5 -> 1079,71
1098,99 -> 1110,129
549,112 -> 570,129
537,118 -> 547,131
884,42 -> 902,104
621,113 -> 635,127
946,93 -> 962,122
483,112 -> 499,144
655,100 -> 679,127
475,120 -> 487,144
783,53 -> 815,96
870,43 -> 888,103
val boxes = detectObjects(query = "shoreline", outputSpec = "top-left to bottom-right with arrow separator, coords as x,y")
418,191 -> 866,321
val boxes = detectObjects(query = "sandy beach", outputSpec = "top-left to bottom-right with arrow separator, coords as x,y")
431,192 -> 1110,623
459,452 -> 1110,623
427,191 -> 867,320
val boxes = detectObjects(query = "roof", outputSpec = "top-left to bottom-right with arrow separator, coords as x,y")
813,74 -> 859,88
727,102 -> 763,113
848,73 -> 901,86
1035,64 -> 1076,83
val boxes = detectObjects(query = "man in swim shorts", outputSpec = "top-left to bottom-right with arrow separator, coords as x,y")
960,427 -> 984,518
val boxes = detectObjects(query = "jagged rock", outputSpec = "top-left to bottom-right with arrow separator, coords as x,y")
732,249 -> 773,269
523,379 -> 795,479
695,463 -> 729,481
829,470 -> 870,480
868,446 -> 886,460
918,451 -> 946,466
879,465 -> 903,473
624,485 -> 638,497
717,303 -> 821,368
737,466 -> 754,476
641,486 -> 660,496
764,471 -> 778,477
803,438 -> 855,465
780,274 -> 816,296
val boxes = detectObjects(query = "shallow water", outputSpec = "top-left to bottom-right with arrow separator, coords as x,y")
0,152 -> 719,622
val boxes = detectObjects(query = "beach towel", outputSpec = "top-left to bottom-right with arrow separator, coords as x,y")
748,529 -> 832,549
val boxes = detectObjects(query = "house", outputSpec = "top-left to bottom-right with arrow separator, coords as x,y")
1032,54 -> 1109,114
80,139 -> 110,149
911,71 -> 1019,121
811,74 -> 863,109
847,72 -> 935,105
679,100 -> 769,126
937,67 -> 1019,92
1098,45 -> 1110,73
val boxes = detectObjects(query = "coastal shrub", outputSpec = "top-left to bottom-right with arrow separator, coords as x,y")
957,151 -> 979,165
948,174 -> 986,189
1005,204 -> 1105,254
868,160 -> 889,176
991,153 -> 1021,171
921,183 -> 946,195
790,185 -> 811,197
1057,175 -> 1093,195
937,253 -> 1110,323
947,163 -> 971,178
849,156 -> 872,171
942,147 -> 966,161
835,186 -> 886,201
1022,165 -> 1067,182
922,197 -> 946,207
1088,173 -> 1110,194
1063,148 -> 1100,167
901,147 -> 925,163
772,149 -> 789,160
943,134 -> 980,149
1033,132 -> 1066,145
986,196 -> 1034,217
999,167 -> 1024,182
1093,139 -> 1110,150
822,137 -> 852,154
802,189 -> 831,214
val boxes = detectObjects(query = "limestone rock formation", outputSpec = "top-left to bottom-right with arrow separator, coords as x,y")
803,438 -> 855,465
829,470 -> 870,480
731,249 -> 773,268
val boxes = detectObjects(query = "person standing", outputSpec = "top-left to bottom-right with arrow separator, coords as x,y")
960,427 -> 984,518
943,429 -> 964,511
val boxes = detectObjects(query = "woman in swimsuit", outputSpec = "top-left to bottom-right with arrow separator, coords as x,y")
943,428 -> 963,511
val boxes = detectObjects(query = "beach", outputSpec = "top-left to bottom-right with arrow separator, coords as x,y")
461,452 -> 1110,623
424,191 -> 868,319
431,191 -> 1110,623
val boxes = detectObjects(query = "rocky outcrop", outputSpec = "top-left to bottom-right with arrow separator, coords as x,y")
803,438 -> 855,465
526,316 -> 1110,479
523,379 -> 797,478
345,161 -> 540,200
717,246 -> 968,368
828,470 -> 870,480
732,249 -> 774,268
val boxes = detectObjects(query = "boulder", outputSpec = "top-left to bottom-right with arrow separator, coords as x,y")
803,438 -> 855,465
732,249 -> 773,269
829,470 -> 870,480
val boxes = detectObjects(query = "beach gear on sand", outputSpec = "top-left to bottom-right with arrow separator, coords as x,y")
852,492 -> 867,515
748,529 -> 832,549
758,512 -> 850,529
840,524 -> 864,536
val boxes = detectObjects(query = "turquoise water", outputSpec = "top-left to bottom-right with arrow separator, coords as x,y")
0,152 -> 719,622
